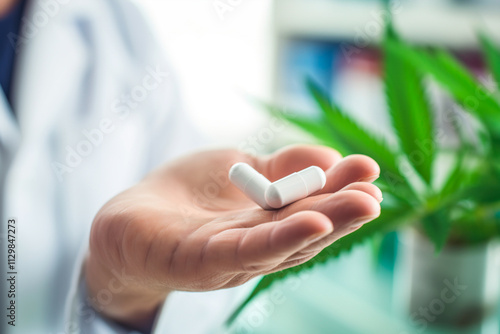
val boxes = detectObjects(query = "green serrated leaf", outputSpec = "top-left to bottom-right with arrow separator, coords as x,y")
306,79 -> 398,169
439,152 -> 467,199
479,33 -> 500,95
305,79 -> 417,200
262,102 -> 338,148
466,180 -> 500,204
232,31 -> 500,325
420,209 -> 451,252
384,39 -> 500,138
383,31 -> 435,184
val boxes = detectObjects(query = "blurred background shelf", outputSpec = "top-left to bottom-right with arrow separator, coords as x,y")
271,0 -> 500,100
270,0 -> 500,148
273,0 -> 500,47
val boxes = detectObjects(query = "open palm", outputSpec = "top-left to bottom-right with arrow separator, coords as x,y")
86,145 -> 382,329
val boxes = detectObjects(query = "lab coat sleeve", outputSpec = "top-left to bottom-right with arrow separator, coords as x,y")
66,252 -> 257,334
65,242 -> 149,334
74,273 -> 144,334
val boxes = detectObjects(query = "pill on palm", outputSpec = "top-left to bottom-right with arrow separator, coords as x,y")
265,166 -> 326,209
228,163 -> 326,210
229,162 -> 272,210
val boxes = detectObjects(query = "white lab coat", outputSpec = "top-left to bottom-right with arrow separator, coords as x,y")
0,0 -> 254,333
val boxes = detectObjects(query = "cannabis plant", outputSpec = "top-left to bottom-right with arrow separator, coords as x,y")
228,25 -> 500,323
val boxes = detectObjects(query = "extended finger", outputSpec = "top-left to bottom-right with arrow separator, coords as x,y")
202,211 -> 333,273
317,154 -> 380,194
340,182 -> 383,203
275,189 -> 381,231
226,182 -> 381,231
263,190 -> 380,272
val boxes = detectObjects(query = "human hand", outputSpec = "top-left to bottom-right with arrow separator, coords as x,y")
85,145 -> 382,331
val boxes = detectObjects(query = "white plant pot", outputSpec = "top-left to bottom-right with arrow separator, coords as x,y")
394,228 -> 500,330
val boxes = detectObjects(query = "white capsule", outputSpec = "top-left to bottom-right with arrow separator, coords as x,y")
229,162 -> 272,210
265,166 -> 326,209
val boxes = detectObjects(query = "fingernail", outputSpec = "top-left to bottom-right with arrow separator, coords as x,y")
373,188 -> 383,203
306,227 -> 333,244
351,214 -> 379,227
358,174 -> 379,183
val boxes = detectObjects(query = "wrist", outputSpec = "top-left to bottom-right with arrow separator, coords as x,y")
85,253 -> 170,333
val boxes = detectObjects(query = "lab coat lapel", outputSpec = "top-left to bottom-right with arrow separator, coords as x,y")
0,90 -> 19,155
6,0 -> 88,243
12,3 -> 87,139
